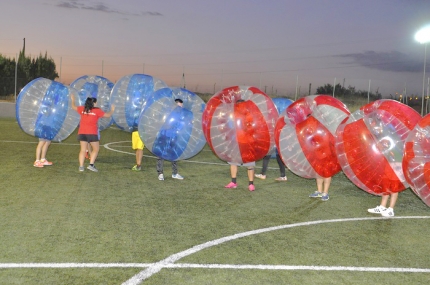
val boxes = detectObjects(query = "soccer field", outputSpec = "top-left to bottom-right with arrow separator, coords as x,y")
0,117 -> 429,285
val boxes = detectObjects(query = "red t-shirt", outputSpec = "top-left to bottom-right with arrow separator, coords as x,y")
77,106 -> 105,135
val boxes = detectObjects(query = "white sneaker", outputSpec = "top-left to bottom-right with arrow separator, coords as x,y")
381,207 -> 395,217
158,173 -> 164,181
367,205 -> 386,214
172,173 -> 184,180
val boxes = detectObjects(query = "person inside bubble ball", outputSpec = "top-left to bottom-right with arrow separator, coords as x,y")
224,99 -> 256,191
131,129 -> 144,171
156,98 -> 184,181
255,150 -> 287,181
71,96 -> 114,172
368,140 -> 402,217
33,138 -> 53,168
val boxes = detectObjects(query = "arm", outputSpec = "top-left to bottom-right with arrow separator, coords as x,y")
103,104 -> 115,118
70,94 -> 78,111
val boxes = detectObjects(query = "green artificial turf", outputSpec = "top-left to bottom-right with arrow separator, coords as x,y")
0,118 -> 429,285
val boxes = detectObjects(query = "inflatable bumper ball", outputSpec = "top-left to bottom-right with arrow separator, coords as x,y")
403,114 -> 430,206
335,99 -> 421,195
70,75 -> 114,131
275,95 -> 350,178
202,86 -> 278,164
16,77 -> 80,142
138,87 -> 206,161
110,74 -> 167,132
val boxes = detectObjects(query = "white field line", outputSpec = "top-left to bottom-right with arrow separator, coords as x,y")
122,216 -> 430,285
0,263 -> 429,273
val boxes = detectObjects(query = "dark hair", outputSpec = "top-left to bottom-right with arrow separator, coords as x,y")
236,99 -> 245,103
84,97 -> 97,113
175,98 -> 183,104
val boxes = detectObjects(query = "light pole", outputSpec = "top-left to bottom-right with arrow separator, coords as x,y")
415,25 -> 430,116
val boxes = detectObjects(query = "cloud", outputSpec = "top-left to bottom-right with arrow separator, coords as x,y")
56,0 -> 162,17
336,51 -> 422,73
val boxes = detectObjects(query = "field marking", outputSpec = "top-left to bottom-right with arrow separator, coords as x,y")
0,263 -> 429,273
123,216 -> 430,285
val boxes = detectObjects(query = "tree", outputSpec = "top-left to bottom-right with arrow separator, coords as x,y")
0,51 -> 58,96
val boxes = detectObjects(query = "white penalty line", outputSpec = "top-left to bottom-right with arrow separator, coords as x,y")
0,263 -> 429,273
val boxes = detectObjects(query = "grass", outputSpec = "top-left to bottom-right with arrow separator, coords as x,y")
0,117 -> 429,284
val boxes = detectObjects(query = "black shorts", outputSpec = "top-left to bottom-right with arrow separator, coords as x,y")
77,134 -> 99,142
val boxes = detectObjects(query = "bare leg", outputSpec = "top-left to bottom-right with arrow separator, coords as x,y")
247,168 -> 254,182
230,165 -> 238,179
389,193 -> 398,208
40,141 -> 51,160
135,149 -> 143,165
380,194 -> 390,207
35,141 -> 44,161
316,177 -> 331,194
89,141 -> 100,164
79,141 -> 88,167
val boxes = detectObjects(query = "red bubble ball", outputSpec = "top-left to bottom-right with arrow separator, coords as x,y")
202,86 -> 278,163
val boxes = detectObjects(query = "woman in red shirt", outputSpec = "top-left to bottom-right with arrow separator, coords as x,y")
71,96 -> 114,172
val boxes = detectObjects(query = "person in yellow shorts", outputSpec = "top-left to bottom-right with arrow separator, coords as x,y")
132,130 -> 144,171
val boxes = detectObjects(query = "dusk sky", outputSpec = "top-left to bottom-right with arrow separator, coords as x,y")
1,0 -> 430,97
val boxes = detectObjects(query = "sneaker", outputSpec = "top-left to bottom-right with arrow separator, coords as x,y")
321,194 -> 329,201
87,165 -> 98,172
172,173 -> 184,180
255,174 -> 266,180
367,205 -> 387,214
224,182 -> 237,188
158,173 -> 164,181
309,191 -> 323,198
381,207 -> 395,217
33,160 -> 44,168
79,166 -> 85,172
40,159 -> 53,166
132,165 -> 141,171
275,176 -> 287,181
248,184 -> 255,191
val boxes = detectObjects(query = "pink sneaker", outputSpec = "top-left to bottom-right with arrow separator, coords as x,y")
248,184 -> 255,191
225,182 -> 237,188
41,159 -> 53,166
33,161 -> 44,168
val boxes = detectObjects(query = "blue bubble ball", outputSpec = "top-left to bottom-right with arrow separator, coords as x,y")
70,75 -> 114,131
110,74 -> 167,132
16,77 -> 80,142
138,87 -> 206,161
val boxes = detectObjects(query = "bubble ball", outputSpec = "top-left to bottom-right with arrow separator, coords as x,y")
110,74 -> 168,132
403,114 -> 430,206
70,75 -> 114,131
138,87 -> 206,161
272,97 -> 294,114
16,77 -> 80,142
275,95 -> 350,178
335,99 -> 421,195
269,97 -> 294,158
202,85 -> 278,164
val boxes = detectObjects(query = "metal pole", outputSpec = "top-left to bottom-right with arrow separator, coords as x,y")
332,77 -> 336,97
14,54 -> 18,102
367,80 -> 371,103
421,43 -> 427,116
59,57 -> 62,83
295,75 -> 298,100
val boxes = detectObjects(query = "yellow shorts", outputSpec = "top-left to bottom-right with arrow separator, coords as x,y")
132,131 -> 145,150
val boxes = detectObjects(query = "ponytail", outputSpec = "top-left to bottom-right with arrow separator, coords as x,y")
84,97 -> 97,113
